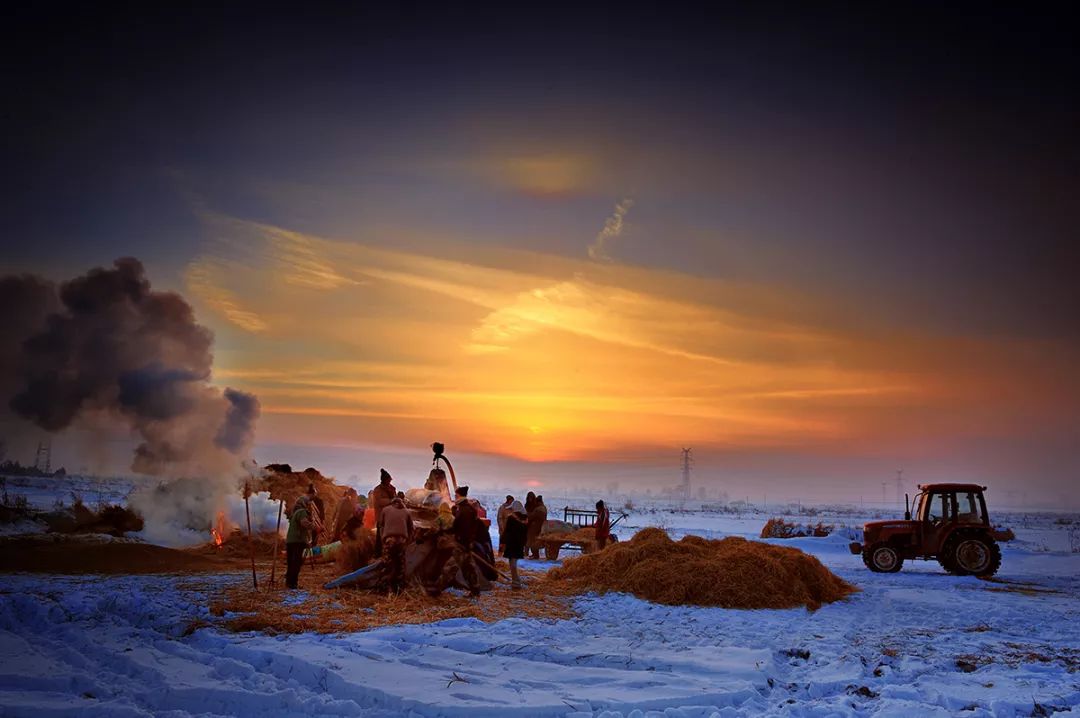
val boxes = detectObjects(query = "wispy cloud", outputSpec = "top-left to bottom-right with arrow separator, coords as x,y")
587,198 -> 633,262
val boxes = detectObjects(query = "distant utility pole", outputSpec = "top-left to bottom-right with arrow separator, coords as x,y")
680,447 -> 693,502
895,469 -> 904,506
34,439 -> 52,474
881,481 -> 887,505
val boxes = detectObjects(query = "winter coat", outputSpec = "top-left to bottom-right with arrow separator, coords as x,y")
526,502 -> 547,546
496,502 -> 513,534
379,503 -> 414,541
286,507 -> 311,545
370,482 -> 396,523
502,513 -> 528,559
453,499 -> 480,547
595,506 -> 611,544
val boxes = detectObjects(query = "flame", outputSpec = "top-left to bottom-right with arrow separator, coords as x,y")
210,510 -> 227,547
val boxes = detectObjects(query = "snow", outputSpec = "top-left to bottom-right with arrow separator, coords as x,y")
2,506 -> 1079,716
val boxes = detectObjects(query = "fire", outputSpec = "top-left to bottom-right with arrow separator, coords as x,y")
210,511 -> 228,547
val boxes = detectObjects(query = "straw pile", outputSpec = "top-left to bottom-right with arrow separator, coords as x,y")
550,527 -> 599,544
547,528 -> 856,610
208,559 -> 572,634
760,518 -> 834,539
188,530 -> 282,558
335,528 -> 377,572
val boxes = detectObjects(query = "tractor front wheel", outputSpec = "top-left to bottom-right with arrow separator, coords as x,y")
944,534 -> 1001,577
863,543 -> 903,573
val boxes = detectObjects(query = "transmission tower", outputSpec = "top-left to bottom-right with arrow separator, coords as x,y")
680,447 -> 693,502
34,439 -> 52,474
895,469 -> 904,506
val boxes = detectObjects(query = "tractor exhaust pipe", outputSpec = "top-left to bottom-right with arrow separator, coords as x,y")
904,493 -> 911,521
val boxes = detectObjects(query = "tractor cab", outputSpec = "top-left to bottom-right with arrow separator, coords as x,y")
850,483 -> 1002,577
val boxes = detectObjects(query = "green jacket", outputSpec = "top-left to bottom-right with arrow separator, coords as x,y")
286,507 -> 310,544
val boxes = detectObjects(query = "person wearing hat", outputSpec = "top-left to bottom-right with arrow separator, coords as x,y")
285,495 -> 314,589
378,496 -> 415,594
502,500 -> 529,589
370,469 -> 397,556
496,495 -> 514,556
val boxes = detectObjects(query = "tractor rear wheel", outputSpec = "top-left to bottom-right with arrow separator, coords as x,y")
863,543 -> 903,573
943,533 -> 1001,577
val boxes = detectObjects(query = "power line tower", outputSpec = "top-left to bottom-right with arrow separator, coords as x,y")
34,439 -> 51,474
895,469 -> 904,506
680,447 -> 693,502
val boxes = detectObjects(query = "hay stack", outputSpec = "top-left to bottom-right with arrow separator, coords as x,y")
548,528 -> 855,610
335,528 -> 377,572
760,518 -> 834,539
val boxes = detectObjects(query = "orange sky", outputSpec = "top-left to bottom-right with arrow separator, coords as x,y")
180,215 -> 1078,503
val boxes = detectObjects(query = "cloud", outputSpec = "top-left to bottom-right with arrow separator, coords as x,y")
184,217 -> 1021,464
587,198 -> 633,262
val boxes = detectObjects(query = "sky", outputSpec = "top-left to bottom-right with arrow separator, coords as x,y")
2,5 -> 1078,507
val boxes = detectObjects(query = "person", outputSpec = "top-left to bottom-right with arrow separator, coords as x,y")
378,496 -> 415,594
330,487 -> 359,542
527,494 -> 548,559
306,483 -> 325,549
594,499 -> 611,548
438,485 -> 481,596
502,500 -> 528,589
496,495 -> 514,556
370,469 -> 396,555
370,469 -> 397,524
525,491 -> 537,513
285,495 -> 314,589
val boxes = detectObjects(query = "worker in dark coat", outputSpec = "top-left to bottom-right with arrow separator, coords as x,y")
378,497 -> 415,594
435,486 -> 481,596
502,500 -> 529,589
285,495 -> 314,589
527,495 -> 548,559
595,499 -> 611,548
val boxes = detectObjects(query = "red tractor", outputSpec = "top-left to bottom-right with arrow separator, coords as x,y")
849,483 -> 1007,577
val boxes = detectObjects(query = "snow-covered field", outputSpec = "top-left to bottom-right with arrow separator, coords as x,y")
2,504 -> 1079,717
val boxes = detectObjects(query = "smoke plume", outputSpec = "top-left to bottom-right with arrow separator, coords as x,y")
0,258 -> 260,478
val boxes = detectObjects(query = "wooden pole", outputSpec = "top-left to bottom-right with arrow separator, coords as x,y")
244,482 -> 258,590
269,498 -> 284,586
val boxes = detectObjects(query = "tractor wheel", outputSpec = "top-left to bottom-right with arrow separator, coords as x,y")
863,543 -> 903,573
937,551 -> 961,575
944,533 -> 1002,577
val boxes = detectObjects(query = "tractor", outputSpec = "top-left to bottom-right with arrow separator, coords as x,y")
849,483 -> 1008,577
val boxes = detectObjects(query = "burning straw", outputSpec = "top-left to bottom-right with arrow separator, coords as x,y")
547,527 -> 857,610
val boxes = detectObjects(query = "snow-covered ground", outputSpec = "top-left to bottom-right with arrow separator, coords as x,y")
2,507 -> 1079,717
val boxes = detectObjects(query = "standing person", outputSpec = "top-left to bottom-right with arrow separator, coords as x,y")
378,496 -> 415,594
594,499 -> 611,549
306,484 -> 325,548
525,491 -> 537,513
442,486 -> 481,596
370,469 -> 396,555
285,495 -> 313,589
330,487 -> 359,542
496,495 -> 514,556
502,500 -> 528,589
527,494 -> 548,559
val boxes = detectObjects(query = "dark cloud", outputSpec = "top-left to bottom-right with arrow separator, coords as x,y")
215,388 -> 260,454
1,258 -> 258,476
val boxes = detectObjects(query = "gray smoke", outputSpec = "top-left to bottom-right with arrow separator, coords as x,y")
0,258 -> 260,477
